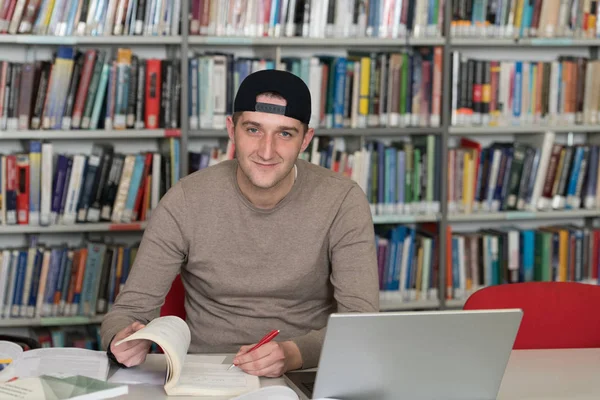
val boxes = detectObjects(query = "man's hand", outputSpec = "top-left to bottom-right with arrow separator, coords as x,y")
110,321 -> 152,368
233,340 -> 303,377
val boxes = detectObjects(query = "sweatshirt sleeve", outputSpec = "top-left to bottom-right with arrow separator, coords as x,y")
290,184 -> 379,368
100,182 -> 190,350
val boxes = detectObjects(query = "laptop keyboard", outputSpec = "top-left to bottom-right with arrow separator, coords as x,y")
301,381 -> 315,394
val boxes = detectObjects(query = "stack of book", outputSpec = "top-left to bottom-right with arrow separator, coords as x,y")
447,224 -> 600,300
0,0 -> 181,36
0,238 -> 138,321
189,0 -> 443,38
452,0 -> 600,39
0,139 -> 180,226
376,224 -> 439,302
450,53 -> 600,128
0,47 -> 181,133
448,134 -> 600,215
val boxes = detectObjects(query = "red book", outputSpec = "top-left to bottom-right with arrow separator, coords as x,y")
16,154 -> 30,225
144,59 -> 162,129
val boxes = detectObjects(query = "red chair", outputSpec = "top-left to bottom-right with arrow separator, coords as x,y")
463,282 -> 600,350
160,274 -> 187,320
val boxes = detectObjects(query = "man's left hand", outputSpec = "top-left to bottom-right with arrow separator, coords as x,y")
233,340 -> 303,377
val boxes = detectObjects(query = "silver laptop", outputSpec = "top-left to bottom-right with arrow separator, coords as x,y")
284,309 -> 523,400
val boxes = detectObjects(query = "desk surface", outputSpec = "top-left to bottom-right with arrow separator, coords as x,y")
112,348 -> 600,399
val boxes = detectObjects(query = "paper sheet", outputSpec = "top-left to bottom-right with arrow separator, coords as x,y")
108,354 -> 227,386
15,348 -> 109,381
176,362 -> 259,393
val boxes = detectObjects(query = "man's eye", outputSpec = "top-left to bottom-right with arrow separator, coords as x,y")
281,131 -> 291,137
247,128 -> 258,133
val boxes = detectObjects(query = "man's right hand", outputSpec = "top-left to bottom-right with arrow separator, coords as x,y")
110,321 -> 152,367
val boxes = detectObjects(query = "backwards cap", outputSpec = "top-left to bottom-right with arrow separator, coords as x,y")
233,69 -> 312,125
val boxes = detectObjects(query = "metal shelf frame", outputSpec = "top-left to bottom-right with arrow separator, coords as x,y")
3,1 -> 600,324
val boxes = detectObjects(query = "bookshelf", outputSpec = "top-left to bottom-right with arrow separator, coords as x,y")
0,0 -> 599,339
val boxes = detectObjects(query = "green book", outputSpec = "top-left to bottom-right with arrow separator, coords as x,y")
0,375 -> 127,399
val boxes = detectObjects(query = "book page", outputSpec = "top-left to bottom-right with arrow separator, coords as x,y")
114,316 -> 190,386
14,348 -> 109,381
168,360 -> 260,397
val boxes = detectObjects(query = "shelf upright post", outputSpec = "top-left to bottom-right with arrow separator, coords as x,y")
180,0 -> 190,178
439,0 -> 452,309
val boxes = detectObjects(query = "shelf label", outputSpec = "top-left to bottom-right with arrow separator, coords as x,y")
528,38 -> 572,46
506,212 -> 536,220
165,129 -> 181,138
204,37 -> 253,45
109,223 -> 142,231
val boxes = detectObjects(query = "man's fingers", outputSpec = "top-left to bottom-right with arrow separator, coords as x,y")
234,343 -> 276,366
243,360 -> 285,378
115,340 -> 151,363
235,345 -> 254,357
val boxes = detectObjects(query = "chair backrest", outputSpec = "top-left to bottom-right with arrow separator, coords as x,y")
160,274 -> 187,320
463,282 -> 600,349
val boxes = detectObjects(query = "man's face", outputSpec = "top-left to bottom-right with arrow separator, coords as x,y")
226,94 -> 314,191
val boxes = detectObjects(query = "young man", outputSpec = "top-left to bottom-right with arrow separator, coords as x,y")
100,69 -> 379,378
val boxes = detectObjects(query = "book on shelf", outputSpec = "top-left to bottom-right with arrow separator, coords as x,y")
452,0 -> 600,39
34,325 -> 103,350
451,53 -> 600,128
446,224 -> 600,301
0,46 -> 181,133
0,238 -> 138,320
189,48 -> 443,130
0,139 -> 180,227
189,0 -> 443,39
448,133 -> 600,214
376,223 -> 439,303
296,136 -> 441,216
0,0 -> 180,36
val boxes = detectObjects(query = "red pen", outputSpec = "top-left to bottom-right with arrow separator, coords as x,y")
228,329 -> 280,370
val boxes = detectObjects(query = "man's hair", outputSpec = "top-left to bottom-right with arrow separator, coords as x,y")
232,91 -> 309,134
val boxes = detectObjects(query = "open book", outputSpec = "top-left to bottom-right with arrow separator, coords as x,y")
0,375 -> 127,400
0,341 -> 109,382
114,315 -> 260,397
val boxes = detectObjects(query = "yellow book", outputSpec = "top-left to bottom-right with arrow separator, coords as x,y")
559,229 -> 568,282
359,57 -> 370,124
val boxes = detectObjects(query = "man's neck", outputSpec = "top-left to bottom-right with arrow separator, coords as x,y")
236,164 -> 297,209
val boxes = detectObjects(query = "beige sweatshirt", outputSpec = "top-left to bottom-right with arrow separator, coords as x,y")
100,159 -> 379,368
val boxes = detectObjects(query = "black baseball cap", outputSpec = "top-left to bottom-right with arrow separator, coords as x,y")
233,69 -> 312,125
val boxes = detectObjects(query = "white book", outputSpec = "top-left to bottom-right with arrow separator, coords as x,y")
104,0 -> 119,35
112,0 -> 128,35
111,154 -> 136,223
4,251 -> 18,319
0,250 -> 10,317
149,153 -> 161,219
20,246 -> 37,317
521,132 -> 556,211
0,155 -> 5,225
8,0 -> 28,34
34,250 -> 50,318
211,55 -> 227,130
62,155 -> 87,225
171,0 -> 181,35
308,58 -> 322,129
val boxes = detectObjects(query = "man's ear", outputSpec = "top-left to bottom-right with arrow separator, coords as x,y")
301,127 -> 315,152
226,116 -> 235,142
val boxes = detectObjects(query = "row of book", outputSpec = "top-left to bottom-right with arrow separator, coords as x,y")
188,141 -> 235,174
34,325 -> 102,350
0,0 -> 181,36
0,139 -> 180,226
446,225 -> 600,301
452,0 -> 600,39
450,54 -> 600,127
0,239 -> 137,320
298,136 -> 441,216
448,133 -> 600,214
190,49 -> 443,130
0,46 -> 181,132
376,224 -> 439,302
190,0 -> 443,38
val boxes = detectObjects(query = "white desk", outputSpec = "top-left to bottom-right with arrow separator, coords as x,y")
111,348 -> 600,399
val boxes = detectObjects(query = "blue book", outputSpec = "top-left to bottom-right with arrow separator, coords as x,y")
122,154 -> 145,222
333,58 -> 347,128
11,251 -> 28,317
513,62 -> 522,122
521,230 -> 535,282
